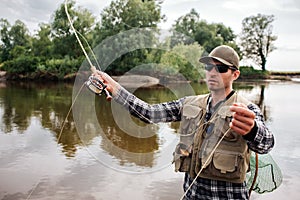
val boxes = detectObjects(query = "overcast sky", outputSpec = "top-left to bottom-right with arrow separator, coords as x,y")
1,0 -> 300,71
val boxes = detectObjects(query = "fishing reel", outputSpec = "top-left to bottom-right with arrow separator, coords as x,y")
85,75 -> 112,101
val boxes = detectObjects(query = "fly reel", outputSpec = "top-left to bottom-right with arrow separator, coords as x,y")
85,75 -> 112,100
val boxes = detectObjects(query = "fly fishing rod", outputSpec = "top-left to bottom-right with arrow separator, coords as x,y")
64,0 -> 112,101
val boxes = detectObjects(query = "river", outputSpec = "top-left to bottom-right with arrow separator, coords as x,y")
0,80 -> 299,200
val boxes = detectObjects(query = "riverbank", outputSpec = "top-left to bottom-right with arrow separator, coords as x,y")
0,71 -> 6,81
1,70 -> 300,87
238,70 -> 300,82
269,71 -> 300,81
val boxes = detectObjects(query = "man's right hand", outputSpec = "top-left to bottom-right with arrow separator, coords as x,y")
92,70 -> 121,96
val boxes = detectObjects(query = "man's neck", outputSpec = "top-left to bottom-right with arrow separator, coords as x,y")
210,89 -> 233,107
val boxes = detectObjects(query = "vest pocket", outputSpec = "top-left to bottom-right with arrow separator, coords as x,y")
203,151 -> 244,180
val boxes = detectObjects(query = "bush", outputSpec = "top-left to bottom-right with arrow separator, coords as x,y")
239,66 -> 269,80
145,43 -> 205,82
45,57 -> 83,76
2,56 -> 40,73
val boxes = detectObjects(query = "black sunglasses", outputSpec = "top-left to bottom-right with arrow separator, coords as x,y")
205,64 -> 237,73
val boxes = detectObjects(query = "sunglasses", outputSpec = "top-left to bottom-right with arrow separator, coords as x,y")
205,64 -> 237,73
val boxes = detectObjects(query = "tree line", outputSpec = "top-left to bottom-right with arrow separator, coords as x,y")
0,0 -> 277,81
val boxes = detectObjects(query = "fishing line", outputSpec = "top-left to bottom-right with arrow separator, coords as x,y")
179,127 -> 232,200
179,93 -> 238,199
75,30 -> 102,71
26,85 -> 85,200
175,108 -> 229,160
57,83 -> 85,143
64,0 -> 94,70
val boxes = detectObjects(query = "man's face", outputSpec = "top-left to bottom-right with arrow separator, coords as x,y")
205,61 -> 240,92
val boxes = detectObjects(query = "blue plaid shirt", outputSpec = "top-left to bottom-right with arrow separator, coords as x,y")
114,87 -> 274,199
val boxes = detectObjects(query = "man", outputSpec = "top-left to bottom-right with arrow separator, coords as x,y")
94,45 -> 274,199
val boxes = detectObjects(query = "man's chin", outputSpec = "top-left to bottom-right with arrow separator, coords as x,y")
208,86 -> 225,92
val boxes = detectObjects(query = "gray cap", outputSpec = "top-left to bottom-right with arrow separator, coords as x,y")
199,45 -> 239,69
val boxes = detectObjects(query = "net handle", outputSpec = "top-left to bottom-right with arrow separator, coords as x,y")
249,152 -> 259,196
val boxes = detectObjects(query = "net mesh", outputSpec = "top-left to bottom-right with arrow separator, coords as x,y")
246,152 -> 283,194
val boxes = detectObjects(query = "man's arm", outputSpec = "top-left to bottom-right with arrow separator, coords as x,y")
95,71 -> 184,124
114,86 -> 184,123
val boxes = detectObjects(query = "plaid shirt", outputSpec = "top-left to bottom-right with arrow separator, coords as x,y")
114,87 -> 274,199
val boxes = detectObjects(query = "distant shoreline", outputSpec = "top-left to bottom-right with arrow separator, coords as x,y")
1,70 -> 300,85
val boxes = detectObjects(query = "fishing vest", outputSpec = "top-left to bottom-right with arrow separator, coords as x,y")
173,92 -> 252,183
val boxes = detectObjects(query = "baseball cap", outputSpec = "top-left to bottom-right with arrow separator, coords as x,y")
199,45 -> 239,69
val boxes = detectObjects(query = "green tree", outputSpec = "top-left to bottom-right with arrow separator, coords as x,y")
51,0 -> 95,59
172,9 -> 238,53
239,14 -> 277,71
0,19 -> 37,74
9,20 -> 31,49
93,0 -> 165,74
96,0 -> 164,41
32,23 -> 52,60
0,19 -> 31,61
164,42 -> 205,81
0,18 -> 12,62
172,9 -> 200,39
47,0 -> 96,76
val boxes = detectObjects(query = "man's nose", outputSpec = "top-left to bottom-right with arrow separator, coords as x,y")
208,66 -> 219,74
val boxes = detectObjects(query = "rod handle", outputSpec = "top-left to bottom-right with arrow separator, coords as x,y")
90,66 -> 112,101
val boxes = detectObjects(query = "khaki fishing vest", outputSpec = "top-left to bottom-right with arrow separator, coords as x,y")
173,92 -> 252,183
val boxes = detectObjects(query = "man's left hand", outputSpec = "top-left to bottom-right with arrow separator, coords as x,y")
229,103 -> 255,136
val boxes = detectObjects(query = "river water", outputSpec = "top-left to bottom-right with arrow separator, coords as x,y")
0,80 -> 299,200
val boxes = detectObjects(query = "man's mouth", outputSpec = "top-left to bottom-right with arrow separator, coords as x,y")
207,79 -> 218,84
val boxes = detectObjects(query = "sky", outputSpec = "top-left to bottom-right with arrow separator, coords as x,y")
0,0 -> 300,71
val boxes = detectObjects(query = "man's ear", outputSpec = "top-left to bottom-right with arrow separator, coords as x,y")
233,70 -> 240,80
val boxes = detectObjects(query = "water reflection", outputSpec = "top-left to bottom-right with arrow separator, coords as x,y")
0,81 -> 271,161
0,81 -> 78,157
